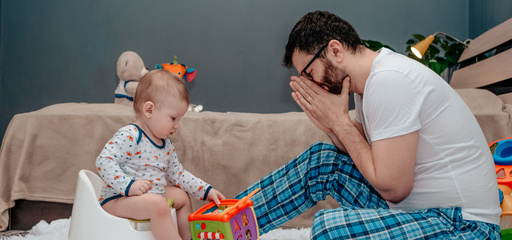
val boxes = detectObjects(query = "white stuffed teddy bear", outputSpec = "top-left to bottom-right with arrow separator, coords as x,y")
114,51 -> 148,107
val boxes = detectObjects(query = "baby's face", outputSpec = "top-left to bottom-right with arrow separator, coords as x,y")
147,97 -> 188,140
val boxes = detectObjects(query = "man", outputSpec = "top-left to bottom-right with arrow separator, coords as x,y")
236,11 -> 501,239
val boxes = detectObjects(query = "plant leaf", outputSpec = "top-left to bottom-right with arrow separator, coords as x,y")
428,62 -> 444,75
412,34 -> 425,41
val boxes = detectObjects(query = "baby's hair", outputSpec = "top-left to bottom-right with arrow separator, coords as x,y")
133,69 -> 190,116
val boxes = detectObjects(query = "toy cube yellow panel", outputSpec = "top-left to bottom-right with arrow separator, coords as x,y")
189,199 -> 259,240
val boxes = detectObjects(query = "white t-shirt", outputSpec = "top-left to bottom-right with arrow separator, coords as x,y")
354,48 -> 501,225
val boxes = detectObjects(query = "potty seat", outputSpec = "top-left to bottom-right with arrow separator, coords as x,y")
68,169 -> 177,240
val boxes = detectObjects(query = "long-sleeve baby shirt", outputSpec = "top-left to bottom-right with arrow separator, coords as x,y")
96,124 -> 211,205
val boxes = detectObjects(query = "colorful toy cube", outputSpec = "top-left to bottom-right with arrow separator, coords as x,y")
189,199 -> 259,240
492,138 -> 512,189
490,137 -> 512,231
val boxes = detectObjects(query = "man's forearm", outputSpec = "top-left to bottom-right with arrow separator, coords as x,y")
333,118 -> 375,178
327,131 -> 347,153
332,117 -> 416,203
332,117 -> 383,196
328,118 -> 366,153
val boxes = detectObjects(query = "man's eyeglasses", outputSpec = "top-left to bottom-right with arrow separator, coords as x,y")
300,44 -> 328,81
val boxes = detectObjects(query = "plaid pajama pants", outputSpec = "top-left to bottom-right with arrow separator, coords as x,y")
236,142 -> 500,239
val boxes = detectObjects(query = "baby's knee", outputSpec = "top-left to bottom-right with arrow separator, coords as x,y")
145,194 -> 170,215
165,187 -> 191,208
175,191 -> 191,207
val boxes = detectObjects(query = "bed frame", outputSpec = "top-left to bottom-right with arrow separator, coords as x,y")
450,18 -> 512,104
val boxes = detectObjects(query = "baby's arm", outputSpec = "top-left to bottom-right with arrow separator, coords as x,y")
166,164 -> 211,200
96,126 -> 139,196
128,179 -> 152,196
168,166 -> 226,203
206,188 -> 226,204
165,143 -> 219,201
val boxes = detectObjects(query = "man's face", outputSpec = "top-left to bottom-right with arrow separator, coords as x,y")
322,58 -> 346,95
293,49 -> 346,94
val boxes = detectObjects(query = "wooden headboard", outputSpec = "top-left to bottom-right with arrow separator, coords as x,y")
450,18 -> 512,105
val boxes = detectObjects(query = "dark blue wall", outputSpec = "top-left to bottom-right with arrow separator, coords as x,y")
0,0 -> 510,144
468,0 -> 512,39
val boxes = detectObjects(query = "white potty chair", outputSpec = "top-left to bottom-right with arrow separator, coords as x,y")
68,169 -> 177,240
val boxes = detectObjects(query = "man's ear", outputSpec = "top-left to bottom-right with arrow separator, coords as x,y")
327,40 -> 344,63
143,101 -> 155,118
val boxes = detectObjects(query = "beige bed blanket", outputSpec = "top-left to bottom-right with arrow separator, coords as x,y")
0,103 -> 334,231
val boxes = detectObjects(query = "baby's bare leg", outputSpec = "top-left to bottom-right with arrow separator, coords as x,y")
165,186 -> 192,240
102,194 -> 181,240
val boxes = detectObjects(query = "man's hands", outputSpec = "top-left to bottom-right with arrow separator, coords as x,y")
289,75 -> 352,134
129,179 -> 152,196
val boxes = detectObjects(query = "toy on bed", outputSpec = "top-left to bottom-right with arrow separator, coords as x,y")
156,56 -> 203,112
156,56 -> 196,82
114,51 -> 149,107
188,189 -> 260,240
490,137 -> 512,230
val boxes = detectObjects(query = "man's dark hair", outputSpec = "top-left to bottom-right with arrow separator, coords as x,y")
283,11 -> 363,68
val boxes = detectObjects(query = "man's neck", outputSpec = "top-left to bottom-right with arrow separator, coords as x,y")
346,47 -> 380,96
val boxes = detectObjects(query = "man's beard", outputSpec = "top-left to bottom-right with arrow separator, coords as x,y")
322,59 -> 347,95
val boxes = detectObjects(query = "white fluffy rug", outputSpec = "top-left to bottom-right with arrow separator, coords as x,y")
0,218 -> 311,240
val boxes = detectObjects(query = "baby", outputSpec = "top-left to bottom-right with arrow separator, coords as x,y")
96,69 -> 225,240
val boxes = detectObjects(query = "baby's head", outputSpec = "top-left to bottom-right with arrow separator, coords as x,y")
133,69 -> 190,139
134,69 -> 189,115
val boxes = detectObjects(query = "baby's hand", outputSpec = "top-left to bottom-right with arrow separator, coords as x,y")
129,179 -> 152,196
207,188 -> 225,205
